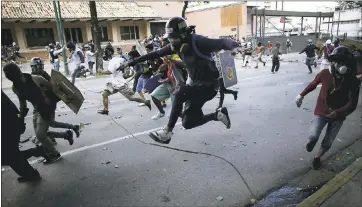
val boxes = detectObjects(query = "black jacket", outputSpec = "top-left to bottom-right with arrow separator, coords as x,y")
300,44 -> 317,58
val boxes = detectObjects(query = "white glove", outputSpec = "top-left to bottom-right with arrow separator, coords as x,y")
295,94 -> 304,108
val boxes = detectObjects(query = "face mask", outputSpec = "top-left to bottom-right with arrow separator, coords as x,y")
168,37 -> 182,47
330,62 -> 347,77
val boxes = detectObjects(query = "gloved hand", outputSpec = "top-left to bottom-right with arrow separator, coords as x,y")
295,94 -> 304,108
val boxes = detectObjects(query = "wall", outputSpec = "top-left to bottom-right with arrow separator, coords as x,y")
185,3 -> 247,39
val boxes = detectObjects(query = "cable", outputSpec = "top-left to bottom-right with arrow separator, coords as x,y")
108,115 -> 257,200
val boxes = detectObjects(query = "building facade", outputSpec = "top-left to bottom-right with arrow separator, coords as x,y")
1,1 -> 161,53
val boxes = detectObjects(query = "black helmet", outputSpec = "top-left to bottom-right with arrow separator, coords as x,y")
163,16 -> 188,39
328,46 -> 356,75
328,46 -> 354,63
48,43 -> 55,49
30,57 -> 44,75
66,41 -> 76,51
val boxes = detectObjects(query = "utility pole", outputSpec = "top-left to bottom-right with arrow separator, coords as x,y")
236,13 -> 240,41
53,1 -> 69,75
282,0 -> 284,11
336,8 -> 341,37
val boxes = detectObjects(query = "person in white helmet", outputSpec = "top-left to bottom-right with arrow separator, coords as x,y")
243,42 -> 252,68
320,39 -> 335,70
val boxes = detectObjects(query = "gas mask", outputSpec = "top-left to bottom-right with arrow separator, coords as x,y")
330,61 -> 348,78
31,64 -> 44,75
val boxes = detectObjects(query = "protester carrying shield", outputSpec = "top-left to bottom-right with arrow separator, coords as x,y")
122,16 -> 239,144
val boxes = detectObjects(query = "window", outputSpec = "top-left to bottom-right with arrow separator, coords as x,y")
100,26 -> 109,41
64,28 -> 83,43
1,29 -> 14,46
90,26 -> 109,42
120,26 -> 140,40
24,28 -> 55,47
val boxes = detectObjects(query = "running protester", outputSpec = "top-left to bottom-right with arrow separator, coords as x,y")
254,41 -> 266,69
299,39 -> 318,74
320,39 -> 335,71
124,16 -> 240,144
30,57 -> 81,145
98,50 -> 151,115
295,46 -> 360,170
271,41 -> 281,74
48,43 -> 64,71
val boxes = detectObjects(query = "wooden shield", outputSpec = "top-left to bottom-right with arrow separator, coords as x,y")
50,70 -> 84,114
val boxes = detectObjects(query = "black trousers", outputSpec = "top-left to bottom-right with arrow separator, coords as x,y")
218,78 -> 236,108
168,83 -> 218,130
271,58 -> 280,72
1,133 -> 39,178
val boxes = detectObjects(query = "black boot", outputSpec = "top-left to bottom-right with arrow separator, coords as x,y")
17,170 -> 41,183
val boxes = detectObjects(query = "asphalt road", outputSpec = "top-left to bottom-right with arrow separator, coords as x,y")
2,57 -> 361,207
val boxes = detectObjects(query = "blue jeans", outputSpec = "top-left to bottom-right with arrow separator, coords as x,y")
53,61 -> 60,71
308,115 -> 344,150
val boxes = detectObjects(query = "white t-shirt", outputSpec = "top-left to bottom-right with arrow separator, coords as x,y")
108,56 -> 126,88
86,51 -> 96,63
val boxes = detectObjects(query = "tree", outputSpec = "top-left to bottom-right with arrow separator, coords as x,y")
337,1 -> 362,10
89,1 -> 103,72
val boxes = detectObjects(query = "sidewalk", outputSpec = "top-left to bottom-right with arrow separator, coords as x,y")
253,137 -> 362,207
297,157 -> 362,207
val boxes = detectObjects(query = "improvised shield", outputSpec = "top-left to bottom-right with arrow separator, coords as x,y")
143,73 -> 162,93
50,69 -> 84,114
214,50 -> 238,88
136,40 -> 147,56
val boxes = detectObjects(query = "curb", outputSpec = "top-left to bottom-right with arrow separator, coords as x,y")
296,157 -> 362,207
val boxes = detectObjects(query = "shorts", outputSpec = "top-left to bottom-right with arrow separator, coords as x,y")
151,82 -> 174,103
136,76 -> 149,93
105,83 -> 134,99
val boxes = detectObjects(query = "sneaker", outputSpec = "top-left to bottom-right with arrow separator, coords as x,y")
73,125 -> 81,138
65,130 -> 74,145
152,112 -> 165,120
162,103 -> 167,108
232,91 -> 238,100
145,100 -> 152,110
308,71 -> 313,74
312,157 -> 321,170
271,71 -> 275,74
17,170 -> 41,183
138,103 -> 146,107
149,127 -> 173,144
254,66 -> 258,69
217,107 -> 231,129
306,140 -> 317,152
98,109 -> 109,115
43,152 -> 62,165
263,62 -> 266,66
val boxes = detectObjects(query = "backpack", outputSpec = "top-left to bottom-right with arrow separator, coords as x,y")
172,34 -> 220,79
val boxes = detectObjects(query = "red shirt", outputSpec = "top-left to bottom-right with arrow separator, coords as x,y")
300,69 -> 360,120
